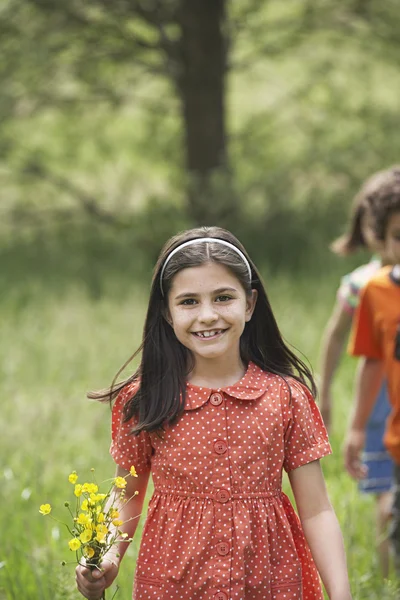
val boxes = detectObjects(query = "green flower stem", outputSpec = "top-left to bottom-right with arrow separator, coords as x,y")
65,503 -> 75,520
89,561 -> 107,600
46,514 -> 75,536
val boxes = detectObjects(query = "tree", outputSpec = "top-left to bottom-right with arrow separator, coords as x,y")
1,0 -> 234,225
2,0 -> 400,231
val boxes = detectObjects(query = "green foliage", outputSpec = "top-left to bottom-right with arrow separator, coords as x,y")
1,0 -> 400,250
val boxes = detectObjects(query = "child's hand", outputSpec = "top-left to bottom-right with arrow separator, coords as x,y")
343,428 -> 367,480
76,557 -> 119,599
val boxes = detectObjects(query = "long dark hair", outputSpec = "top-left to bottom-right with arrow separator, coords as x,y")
89,226 -> 316,433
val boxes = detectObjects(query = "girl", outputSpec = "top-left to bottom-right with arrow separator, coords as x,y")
76,226 -> 351,600
319,167 -> 398,577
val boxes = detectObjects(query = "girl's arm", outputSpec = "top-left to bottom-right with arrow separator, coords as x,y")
289,460 -> 352,600
76,465 -> 150,600
344,357 -> 385,480
319,301 -> 353,431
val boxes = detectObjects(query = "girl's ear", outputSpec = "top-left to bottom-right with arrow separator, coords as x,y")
163,307 -> 173,327
245,289 -> 258,322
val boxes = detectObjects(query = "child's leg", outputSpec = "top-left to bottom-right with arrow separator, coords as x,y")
375,491 -> 393,578
361,382 -> 394,575
389,465 -> 400,575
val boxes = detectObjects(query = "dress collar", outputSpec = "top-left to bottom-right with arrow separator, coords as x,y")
184,361 -> 271,411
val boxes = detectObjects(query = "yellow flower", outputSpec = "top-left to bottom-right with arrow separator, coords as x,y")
97,512 -> 105,523
81,499 -> 89,511
74,484 -> 83,497
68,471 -> 78,484
39,503 -> 52,515
80,529 -> 92,543
112,519 -> 123,527
68,538 -> 81,551
110,509 -> 119,519
82,483 -> 98,494
84,546 -> 95,559
95,524 -> 108,542
90,492 -> 106,504
114,476 -> 127,489
130,466 -> 138,478
76,513 -> 91,526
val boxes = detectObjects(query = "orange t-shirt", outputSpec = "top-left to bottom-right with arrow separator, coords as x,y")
349,266 -> 400,463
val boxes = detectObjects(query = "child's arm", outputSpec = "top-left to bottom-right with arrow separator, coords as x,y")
76,466 -> 150,600
289,460 -> 352,600
344,356 -> 385,480
319,301 -> 353,431
344,278 -> 385,479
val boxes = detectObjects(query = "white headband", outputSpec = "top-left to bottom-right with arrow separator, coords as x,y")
159,237 -> 252,295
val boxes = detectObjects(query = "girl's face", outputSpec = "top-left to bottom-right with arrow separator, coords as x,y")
384,211 -> 400,264
166,262 -> 257,366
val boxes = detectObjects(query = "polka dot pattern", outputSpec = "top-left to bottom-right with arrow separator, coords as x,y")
110,362 -> 332,600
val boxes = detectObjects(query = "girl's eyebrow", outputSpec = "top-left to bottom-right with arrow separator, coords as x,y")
174,286 -> 238,300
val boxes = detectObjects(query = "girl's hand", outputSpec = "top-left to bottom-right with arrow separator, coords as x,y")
343,428 -> 367,480
76,557 -> 119,599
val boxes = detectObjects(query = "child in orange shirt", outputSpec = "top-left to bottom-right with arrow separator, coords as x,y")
345,169 -> 400,568
319,167 -> 397,576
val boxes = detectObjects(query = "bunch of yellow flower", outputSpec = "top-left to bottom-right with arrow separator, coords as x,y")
39,466 -> 138,598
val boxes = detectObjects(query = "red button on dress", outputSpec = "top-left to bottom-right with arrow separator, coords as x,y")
216,541 -> 230,556
210,392 -> 223,406
214,440 -> 227,454
214,593 -> 228,600
216,489 -> 229,503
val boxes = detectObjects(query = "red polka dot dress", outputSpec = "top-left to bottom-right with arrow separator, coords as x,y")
110,362 -> 332,600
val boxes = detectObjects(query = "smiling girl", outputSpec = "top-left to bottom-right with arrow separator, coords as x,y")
76,227 -> 351,600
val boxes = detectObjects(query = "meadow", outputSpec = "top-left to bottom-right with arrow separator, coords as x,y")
0,227 -> 399,600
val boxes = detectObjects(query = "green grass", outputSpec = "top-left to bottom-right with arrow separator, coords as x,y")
0,238 -> 398,599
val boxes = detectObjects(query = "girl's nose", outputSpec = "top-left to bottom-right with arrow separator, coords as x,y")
198,302 -> 218,323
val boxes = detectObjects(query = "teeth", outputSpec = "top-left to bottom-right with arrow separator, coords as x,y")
196,330 -> 221,338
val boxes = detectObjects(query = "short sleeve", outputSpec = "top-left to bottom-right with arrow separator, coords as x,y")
282,379 -> 332,472
348,283 -> 382,360
337,260 -> 381,316
110,382 -> 153,474
337,273 -> 358,316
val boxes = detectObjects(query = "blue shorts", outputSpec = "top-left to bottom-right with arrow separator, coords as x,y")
359,381 -> 394,494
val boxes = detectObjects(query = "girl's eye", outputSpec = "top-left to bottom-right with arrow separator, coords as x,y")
180,298 -> 197,306
215,295 -> 232,302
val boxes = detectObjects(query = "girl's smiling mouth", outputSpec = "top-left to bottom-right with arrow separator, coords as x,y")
192,329 -> 226,339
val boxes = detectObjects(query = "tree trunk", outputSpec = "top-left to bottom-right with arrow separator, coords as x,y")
178,0 -> 237,226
